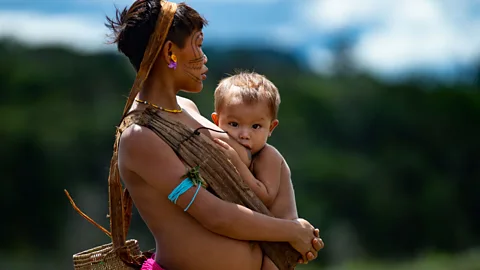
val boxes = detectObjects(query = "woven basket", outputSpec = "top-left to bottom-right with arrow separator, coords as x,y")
72,239 -> 141,270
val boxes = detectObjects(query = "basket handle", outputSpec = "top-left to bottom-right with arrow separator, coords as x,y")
64,189 -> 112,238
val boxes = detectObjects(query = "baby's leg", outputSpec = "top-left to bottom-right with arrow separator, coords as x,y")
261,255 -> 279,270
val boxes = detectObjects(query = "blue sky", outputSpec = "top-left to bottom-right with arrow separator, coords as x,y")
1,0 -> 479,82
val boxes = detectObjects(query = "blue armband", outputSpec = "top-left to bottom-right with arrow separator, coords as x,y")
168,177 -> 203,212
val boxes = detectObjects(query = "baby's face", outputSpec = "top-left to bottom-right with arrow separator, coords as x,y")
214,99 -> 278,155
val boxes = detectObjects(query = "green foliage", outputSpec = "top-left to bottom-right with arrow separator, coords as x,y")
1,39 -> 479,268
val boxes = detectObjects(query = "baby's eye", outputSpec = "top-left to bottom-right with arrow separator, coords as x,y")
229,122 -> 238,127
252,124 -> 261,129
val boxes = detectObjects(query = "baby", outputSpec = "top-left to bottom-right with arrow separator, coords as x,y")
212,71 -> 298,270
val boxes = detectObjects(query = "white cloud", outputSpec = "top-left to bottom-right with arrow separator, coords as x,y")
0,11 -> 112,52
301,0 -> 480,78
305,0 -> 389,32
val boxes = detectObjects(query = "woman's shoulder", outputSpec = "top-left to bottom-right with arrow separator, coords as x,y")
176,95 -> 200,113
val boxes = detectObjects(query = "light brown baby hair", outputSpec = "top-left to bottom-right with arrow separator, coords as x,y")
214,71 -> 281,119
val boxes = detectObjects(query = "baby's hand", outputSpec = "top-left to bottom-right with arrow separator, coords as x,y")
213,138 -> 241,163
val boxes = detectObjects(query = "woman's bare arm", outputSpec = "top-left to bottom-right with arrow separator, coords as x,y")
118,124 -> 317,257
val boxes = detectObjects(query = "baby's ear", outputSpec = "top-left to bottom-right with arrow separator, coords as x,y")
211,112 -> 219,125
269,119 -> 279,136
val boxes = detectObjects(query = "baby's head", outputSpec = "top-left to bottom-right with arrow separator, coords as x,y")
212,72 -> 280,154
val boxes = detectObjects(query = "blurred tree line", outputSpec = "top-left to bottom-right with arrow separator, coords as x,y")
0,38 -> 479,268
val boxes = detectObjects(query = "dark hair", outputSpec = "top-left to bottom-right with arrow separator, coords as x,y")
105,0 -> 208,71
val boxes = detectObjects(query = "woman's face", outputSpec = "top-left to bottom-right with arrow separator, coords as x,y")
174,30 -> 209,93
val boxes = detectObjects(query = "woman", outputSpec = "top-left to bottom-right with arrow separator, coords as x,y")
106,1 -> 324,269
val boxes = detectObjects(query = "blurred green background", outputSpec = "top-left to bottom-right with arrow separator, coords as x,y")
0,38 -> 479,269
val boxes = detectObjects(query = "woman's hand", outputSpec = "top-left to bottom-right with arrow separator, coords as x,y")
288,218 -> 322,263
297,228 -> 324,264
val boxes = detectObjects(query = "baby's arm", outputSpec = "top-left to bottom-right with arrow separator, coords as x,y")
214,140 -> 282,208
268,158 -> 298,220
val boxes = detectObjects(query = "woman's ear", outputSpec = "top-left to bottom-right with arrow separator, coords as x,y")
162,40 -> 174,64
